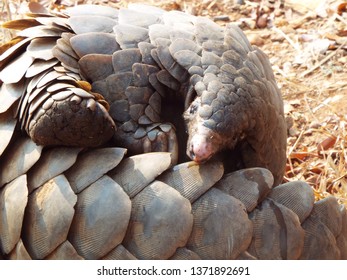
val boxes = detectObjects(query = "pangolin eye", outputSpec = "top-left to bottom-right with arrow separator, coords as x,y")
189,103 -> 198,114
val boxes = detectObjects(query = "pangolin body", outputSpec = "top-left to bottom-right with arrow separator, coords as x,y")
0,4 -> 286,185
1,4 -> 347,261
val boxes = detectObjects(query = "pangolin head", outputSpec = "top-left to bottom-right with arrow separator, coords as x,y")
183,78 -> 250,164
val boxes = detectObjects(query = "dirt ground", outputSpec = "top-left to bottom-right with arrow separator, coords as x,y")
1,0 -> 347,207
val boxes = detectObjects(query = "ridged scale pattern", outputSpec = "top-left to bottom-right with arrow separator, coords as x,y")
0,142 -> 346,260
0,3 -> 286,184
0,4 -> 346,260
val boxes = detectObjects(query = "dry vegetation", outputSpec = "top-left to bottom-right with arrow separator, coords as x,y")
1,0 -> 347,207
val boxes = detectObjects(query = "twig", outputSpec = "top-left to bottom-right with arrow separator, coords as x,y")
287,128 -> 305,157
334,12 -> 347,26
299,41 -> 347,78
4,0 -> 11,21
272,25 -> 301,51
286,128 -> 305,182
207,0 -> 217,10
332,173 -> 347,184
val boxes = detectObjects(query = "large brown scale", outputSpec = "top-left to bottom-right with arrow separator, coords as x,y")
0,4 -> 346,260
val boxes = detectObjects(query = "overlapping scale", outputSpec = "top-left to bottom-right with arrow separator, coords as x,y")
0,175 -> 28,254
0,104 -> 17,156
300,202 -> 341,259
268,181 -> 315,223
109,152 -> 173,197
187,188 -> 253,259
0,80 -> 26,113
65,148 -> 126,193
0,3 -> 346,261
123,181 -> 193,259
337,206 -> 347,259
27,147 -> 82,192
7,239 -> 31,260
22,175 -> 77,259
158,160 -> 224,203
248,198 -> 304,260
68,175 -> 131,259
0,137 -> 42,187
45,240 -> 83,260
214,168 -> 274,212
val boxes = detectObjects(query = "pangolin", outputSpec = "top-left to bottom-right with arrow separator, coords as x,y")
0,3 -> 287,185
1,3 -> 347,261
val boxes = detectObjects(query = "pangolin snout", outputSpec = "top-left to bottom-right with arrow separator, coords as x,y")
187,134 -> 215,163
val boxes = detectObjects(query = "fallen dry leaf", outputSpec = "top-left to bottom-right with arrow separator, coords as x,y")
317,134 -> 337,154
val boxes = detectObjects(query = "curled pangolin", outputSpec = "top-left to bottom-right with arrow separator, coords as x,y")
0,3 -> 286,185
0,3 -> 346,260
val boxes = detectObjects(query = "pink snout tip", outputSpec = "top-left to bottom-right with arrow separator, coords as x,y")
187,135 -> 214,163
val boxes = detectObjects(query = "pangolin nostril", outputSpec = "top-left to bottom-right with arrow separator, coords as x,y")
189,145 -> 196,160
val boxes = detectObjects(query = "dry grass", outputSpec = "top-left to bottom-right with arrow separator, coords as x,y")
1,0 -> 347,207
